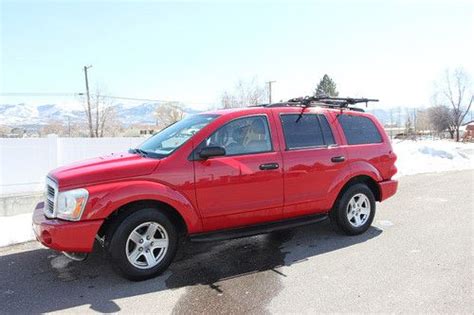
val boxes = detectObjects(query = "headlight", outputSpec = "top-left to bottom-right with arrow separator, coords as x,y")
56,188 -> 89,221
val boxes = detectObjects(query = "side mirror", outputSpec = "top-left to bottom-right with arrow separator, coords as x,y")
199,146 -> 226,159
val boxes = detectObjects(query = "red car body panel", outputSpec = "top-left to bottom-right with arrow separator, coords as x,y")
32,202 -> 102,252
378,179 -> 398,201
33,106 -> 398,253
50,153 -> 159,190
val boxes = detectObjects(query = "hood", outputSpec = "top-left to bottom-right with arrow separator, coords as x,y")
49,152 -> 160,189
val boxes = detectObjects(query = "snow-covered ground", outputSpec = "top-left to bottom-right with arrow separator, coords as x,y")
392,140 -> 474,177
1,139 -> 473,248
0,213 -> 35,247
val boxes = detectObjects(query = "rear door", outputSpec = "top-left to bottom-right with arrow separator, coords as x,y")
274,110 -> 348,218
193,114 -> 284,232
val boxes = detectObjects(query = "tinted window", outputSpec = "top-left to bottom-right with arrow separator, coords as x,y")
338,115 -> 382,145
202,116 -> 272,156
280,114 -> 335,149
319,115 -> 336,145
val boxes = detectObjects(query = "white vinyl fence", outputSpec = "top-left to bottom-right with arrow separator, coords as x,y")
0,135 -> 144,195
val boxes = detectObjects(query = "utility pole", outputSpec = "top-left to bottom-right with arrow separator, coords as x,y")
397,107 -> 401,129
267,81 -> 276,104
413,108 -> 417,136
83,65 -> 93,137
67,116 -> 71,137
389,108 -> 393,139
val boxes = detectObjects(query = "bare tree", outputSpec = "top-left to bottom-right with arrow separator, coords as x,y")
415,109 -> 431,133
220,78 -> 267,108
434,68 -> 473,141
428,105 -> 455,138
404,108 -> 414,136
40,120 -> 67,136
82,86 -> 117,137
99,107 -> 121,137
0,125 -> 11,137
154,102 -> 185,130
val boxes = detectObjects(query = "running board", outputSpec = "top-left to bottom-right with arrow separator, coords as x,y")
189,213 -> 328,242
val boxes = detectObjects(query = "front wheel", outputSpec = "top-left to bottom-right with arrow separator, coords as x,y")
106,208 -> 178,281
330,183 -> 376,235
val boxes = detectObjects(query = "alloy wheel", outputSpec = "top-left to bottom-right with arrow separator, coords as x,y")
125,221 -> 169,269
346,193 -> 371,228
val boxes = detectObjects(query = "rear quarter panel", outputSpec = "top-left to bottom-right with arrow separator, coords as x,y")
327,110 -> 397,181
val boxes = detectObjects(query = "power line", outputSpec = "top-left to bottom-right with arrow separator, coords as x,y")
80,94 -> 215,105
0,92 -> 215,105
0,92 -> 79,96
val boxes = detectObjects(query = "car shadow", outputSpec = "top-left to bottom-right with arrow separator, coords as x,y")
0,220 -> 382,313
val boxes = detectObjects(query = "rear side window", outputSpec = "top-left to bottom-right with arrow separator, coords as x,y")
280,114 -> 335,149
337,115 -> 382,145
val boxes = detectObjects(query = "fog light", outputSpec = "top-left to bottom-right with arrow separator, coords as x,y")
42,230 -> 52,244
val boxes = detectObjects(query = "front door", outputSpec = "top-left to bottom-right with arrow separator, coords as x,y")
193,115 -> 284,232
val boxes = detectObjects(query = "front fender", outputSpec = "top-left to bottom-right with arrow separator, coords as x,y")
82,180 -> 202,233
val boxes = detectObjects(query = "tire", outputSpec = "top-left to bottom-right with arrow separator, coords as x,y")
105,208 -> 178,281
330,183 -> 376,235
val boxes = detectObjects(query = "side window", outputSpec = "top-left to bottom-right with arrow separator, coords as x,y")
319,115 -> 336,145
337,115 -> 382,145
280,114 -> 335,149
202,116 -> 272,156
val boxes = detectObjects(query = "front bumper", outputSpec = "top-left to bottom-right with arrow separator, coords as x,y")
378,179 -> 398,201
32,202 -> 103,253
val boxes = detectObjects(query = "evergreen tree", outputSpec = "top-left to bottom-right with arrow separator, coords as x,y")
314,74 -> 339,97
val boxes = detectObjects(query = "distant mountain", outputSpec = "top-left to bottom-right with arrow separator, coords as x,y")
0,102 -> 201,127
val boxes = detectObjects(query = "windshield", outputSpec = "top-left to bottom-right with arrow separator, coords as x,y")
136,114 -> 219,157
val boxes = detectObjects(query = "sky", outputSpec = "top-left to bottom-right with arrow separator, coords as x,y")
1,0 -> 473,110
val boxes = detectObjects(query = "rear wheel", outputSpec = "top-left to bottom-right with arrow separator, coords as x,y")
330,183 -> 376,235
106,208 -> 178,281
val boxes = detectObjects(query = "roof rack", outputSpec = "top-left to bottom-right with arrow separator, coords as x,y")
256,96 -> 379,112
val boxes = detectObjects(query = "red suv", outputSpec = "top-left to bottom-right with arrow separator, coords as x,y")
32,97 -> 398,280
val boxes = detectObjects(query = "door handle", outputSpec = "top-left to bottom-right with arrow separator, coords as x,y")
331,156 -> 345,163
259,163 -> 279,170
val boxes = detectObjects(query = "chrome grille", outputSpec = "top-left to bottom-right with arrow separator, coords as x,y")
44,177 -> 58,218
47,185 -> 55,197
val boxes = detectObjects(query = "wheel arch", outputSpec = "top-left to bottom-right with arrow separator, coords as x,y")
84,180 -> 202,239
98,199 -> 188,240
332,174 -> 381,210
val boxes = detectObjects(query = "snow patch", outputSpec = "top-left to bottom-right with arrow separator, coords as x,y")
0,213 -> 34,247
392,140 -> 474,177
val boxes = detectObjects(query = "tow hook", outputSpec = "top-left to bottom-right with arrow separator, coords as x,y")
62,251 -> 88,261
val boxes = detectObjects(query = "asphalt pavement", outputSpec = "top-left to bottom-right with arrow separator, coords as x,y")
0,170 -> 472,314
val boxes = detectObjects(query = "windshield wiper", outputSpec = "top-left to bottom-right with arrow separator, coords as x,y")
128,148 -> 149,157
128,148 -> 165,159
